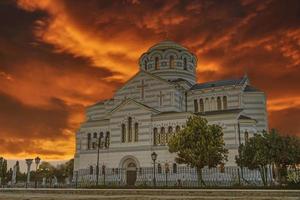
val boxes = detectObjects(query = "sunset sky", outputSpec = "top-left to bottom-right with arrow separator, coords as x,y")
0,0 -> 299,160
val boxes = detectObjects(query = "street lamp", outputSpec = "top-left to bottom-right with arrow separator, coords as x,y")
151,152 -> 157,187
25,159 -> 33,188
34,157 -> 41,188
96,135 -> 102,186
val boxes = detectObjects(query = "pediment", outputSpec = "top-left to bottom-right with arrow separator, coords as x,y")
107,98 -> 160,117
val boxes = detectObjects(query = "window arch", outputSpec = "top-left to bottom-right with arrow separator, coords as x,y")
194,99 -> 198,112
153,128 -> 158,145
217,97 -> 222,110
160,127 -> 166,145
205,98 -> 209,111
157,163 -> 162,174
128,117 -> 132,142
199,98 -> 204,112
183,57 -> 187,70
134,122 -> 139,142
87,133 -> 91,150
105,132 -> 110,148
93,132 -> 97,138
121,124 -> 126,143
223,96 -> 228,109
211,97 -> 215,110
176,125 -> 181,132
99,132 -> 104,148
167,126 -> 173,143
169,55 -> 175,68
155,57 -> 159,70
173,163 -> 177,173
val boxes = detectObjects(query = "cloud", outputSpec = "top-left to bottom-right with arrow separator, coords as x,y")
0,0 -> 299,159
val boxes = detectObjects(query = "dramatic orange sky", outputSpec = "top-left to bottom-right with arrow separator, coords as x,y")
0,0 -> 299,160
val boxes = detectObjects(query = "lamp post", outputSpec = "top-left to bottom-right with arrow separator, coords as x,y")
96,134 -> 102,186
34,157 -> 41,188
165,162 -> 169,187
25,159 -> 33,188
151,152 -> 157,187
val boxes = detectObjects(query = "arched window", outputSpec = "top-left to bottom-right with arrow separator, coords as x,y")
183,58 -> 187,70
217,97 -> 222,110
128,117 -> 132,142
194,99 -> 198,112
173,163 -> 177,173
153,128 -> 158,145
105,132 -> 110,148
93,132 -> 97,138
176,125 -> 181,132
167,126 -> 173,143
211,97 -> 215,110
157,163 -> 162,174
223,96 -> 228,109
155,57 -> 159,70
121,124 -> 126,143
205,98 -> 209,111
89,166 -> 93,175
244,131 -> 249,143
134,122 -> 138,142
169,55 -> 175,68
144,60 -> 148,71
199,99 -> 204,112
160,127 -> 166,145
99,132 -> 104,148
87,133 -> 91,150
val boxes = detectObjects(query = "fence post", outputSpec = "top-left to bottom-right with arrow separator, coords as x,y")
237,168 -> 241,186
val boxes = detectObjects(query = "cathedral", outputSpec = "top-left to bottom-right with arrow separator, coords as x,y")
74,41 -> 268,185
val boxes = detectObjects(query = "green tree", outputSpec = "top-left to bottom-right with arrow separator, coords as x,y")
37,161 -> 55,181
264,130 -> 300,184
0,157 -> 8,185
236,130 -> 300,185
168,116 -> 228,186
236,133 -> 270,185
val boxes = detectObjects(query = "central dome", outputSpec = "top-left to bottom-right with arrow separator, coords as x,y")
148,40 -> 188,51
139,40 -> 197,85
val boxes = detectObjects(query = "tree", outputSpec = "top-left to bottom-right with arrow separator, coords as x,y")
264,130 -> 300,184
236,133 -> 270,185
236,130 -> 300,185
0,157 -> 7,185
168,116 -> 228,186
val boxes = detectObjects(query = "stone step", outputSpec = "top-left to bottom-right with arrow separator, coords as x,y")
0,189 -> 299,200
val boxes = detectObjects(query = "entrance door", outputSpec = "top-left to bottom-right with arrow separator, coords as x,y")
126,162 -> 137,186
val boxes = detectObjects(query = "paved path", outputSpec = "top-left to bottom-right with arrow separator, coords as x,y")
0,189 -> 299,200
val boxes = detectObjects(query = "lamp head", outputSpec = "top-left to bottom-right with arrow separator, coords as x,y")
151,152 -> 157,161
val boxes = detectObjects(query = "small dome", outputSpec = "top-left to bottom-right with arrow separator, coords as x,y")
139,40 -> 197,85
148,40 -> 188,51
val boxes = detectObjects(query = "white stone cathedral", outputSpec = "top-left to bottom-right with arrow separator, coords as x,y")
74,41 -> 268,184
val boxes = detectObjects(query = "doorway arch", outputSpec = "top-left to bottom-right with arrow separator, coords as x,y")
126,162 -> 137,186
119,156 -> 139,186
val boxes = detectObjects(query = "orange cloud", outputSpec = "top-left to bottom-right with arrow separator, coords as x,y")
0,0 -> 299,160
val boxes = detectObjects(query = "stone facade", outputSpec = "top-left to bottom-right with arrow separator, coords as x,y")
74,41 -> 268,183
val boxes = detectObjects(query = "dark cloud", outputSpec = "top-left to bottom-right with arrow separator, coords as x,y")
0,92 -> 69,139
0,0 -> 299,158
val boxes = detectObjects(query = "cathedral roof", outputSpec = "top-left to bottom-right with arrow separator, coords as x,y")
244,85 -> 262,92
190,76 -> 248,90
148,40 -> 188,51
